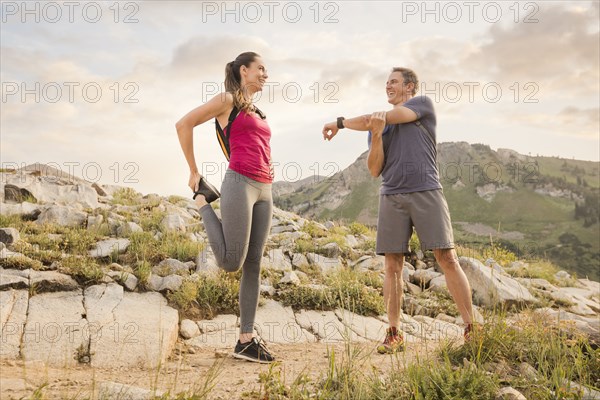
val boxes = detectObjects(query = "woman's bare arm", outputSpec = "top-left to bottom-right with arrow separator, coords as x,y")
175,92 -> 232,190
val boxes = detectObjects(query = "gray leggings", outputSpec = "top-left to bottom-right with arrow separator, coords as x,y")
199,169 -> 273,334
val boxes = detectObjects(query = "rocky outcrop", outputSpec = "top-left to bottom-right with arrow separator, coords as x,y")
1,163 -> 599,376
459,257 -> 538,308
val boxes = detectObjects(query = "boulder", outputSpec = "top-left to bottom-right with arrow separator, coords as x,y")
116,221 -> 143,236
321,242 -> 341,258
36,205 -> 87,227
279,271 -> 300,285
89,238 -> 130,258
195,246 -> 220,275
495,387 -> 527,400
154,258 -> 191,277
160,214 -> 186,232
265,248 -> 293,272
459,257 -> 538,308
306,253 -> 342,275
0,202 -> 41,218
345,235 -> 359,248
180,319 -> 200,339
0,228 -> 20,245
411,268 -> 442,287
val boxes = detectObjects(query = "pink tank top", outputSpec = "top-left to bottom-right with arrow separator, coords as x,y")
227,110 -> 273,183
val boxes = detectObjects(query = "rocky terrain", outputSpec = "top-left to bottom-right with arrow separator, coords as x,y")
0,164 -> 599,399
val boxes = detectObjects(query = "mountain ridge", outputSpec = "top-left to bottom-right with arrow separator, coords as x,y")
273,141 -> 600,280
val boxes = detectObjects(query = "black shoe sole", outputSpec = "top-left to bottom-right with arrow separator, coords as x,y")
193,177 -> 221,203
232,352 -> 274,364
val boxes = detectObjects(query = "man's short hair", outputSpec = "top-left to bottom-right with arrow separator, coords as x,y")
392,67 -> 419,95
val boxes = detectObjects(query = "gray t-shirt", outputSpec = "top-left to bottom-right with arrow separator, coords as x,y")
368,95 -> 441,194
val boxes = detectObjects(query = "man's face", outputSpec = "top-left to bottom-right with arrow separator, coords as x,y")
386,72 -> 412,104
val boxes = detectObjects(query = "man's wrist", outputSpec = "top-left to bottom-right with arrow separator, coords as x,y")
371,129 -> 384,138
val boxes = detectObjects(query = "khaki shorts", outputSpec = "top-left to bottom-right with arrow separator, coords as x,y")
376,189 -> 454,255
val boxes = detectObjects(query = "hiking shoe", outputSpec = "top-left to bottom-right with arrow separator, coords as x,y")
233,337 -> 275,364
464,323 -> 482,341
377,327 -> 405,354
193,177 -> 220,203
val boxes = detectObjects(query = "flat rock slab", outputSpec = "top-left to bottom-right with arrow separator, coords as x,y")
21,290 -> 87,367
411,315 -> 463,341
334,309 -> 387,342
295,310 -> 362,342
253,299 -> 316,344
0,268 -> 29,290
0,290 -> 28,358
30,270 -> 79,292
187,314 -> 239,349
84,283 -> 179,369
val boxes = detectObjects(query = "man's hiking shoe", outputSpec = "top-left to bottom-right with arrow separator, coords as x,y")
193,177 -> 220,203
377,327 -> 405,354
463,323 -> 482,342
233,337 -> 275,364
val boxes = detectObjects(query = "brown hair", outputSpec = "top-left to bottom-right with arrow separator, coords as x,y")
391,67 -> 419,96
225,52 -> 260,112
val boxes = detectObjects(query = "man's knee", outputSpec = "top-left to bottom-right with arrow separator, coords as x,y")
384,253 -> 404,272
434,248 -> 459,268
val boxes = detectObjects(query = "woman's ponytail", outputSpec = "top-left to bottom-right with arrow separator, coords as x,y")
224,52 -> 259,113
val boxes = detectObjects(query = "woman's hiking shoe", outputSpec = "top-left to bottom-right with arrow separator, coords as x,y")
377,327 -> 405,354
233,337 -> 275,364
193,177 -> 220,203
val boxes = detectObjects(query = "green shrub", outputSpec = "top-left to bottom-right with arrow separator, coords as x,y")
194,271 -> 240,319
111,187 -> 142,206
0,255 -> 43,270
348,222 -> 369,236
59,256 -> 104,285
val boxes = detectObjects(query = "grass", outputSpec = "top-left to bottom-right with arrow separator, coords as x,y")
278,267 -> 384,316
123,231 -> 203,265
168,270 -> 241,319
441,311 -> 600,399
0,254 -> 44,270
58,255 -> 104,285
236,308 -> 599,400
348,222 -> 370,236
111,187 -> 142,206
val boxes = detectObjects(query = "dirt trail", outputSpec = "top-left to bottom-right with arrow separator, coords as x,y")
0,340 -> 441,399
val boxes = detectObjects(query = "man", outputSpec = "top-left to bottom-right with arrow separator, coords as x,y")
322,67 -> 475,353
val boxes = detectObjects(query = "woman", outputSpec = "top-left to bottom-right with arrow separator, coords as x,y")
175,52 -> 274,363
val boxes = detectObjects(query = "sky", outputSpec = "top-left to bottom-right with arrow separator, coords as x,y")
1,0 -> 599,197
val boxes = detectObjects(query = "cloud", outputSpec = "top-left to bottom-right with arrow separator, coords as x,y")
513,106 -> 600,139
169,35 -> 270,80
466,2 -> 599,96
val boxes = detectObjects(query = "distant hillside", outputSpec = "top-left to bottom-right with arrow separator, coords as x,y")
273,142 -> 600,280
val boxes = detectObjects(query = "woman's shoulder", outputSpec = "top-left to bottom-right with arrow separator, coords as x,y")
217,92 -> 234,105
